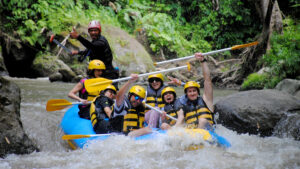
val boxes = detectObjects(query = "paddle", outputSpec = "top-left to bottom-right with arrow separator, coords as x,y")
144,103 -> 177,121
62,133 -> 112,140
85,62 -> 191,93
154,41 -> 258,65
50,35 -> 72,54
46,99 -> 91,111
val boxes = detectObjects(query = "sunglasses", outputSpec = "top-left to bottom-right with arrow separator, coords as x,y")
149,78 -> 161,83
134,95 -> 144,102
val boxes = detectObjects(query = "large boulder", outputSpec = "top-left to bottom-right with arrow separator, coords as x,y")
0,77 -> 38,158
31,55 -> 74,77
273,111 -> 300,141
215,89 -> 300,137
275,79 -> 300,99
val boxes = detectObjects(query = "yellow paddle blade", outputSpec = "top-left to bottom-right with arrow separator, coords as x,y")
46,99 -> 72,111
84,77 -> 113,93
62,135 -> 91,140
231,41 -> 259,50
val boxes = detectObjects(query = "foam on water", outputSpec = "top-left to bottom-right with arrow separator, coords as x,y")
1,78 -> 299,169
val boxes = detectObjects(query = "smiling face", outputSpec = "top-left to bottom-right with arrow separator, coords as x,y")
129,94 -> 143,108
163,92 -> 175,104
186,87 -> 199,101
88,28 -> 100,40
93,69 -> 103,78
149,78 -> 162,90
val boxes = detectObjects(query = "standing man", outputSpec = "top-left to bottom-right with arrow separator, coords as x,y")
69,20 -> 119,81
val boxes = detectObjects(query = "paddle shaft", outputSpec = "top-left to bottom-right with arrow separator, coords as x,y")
52,38 -> 72,54
112,64 -> 190,83
144,103 -> 177,121
155,41 -> 258,65
155,48 -> 230,65
62,133 -> 111,140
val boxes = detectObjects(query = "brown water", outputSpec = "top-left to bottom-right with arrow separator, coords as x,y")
1,77 -> 299,169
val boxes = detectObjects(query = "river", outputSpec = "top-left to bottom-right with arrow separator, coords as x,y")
1,77 -> 299,169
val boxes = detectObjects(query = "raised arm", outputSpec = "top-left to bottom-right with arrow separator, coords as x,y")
116,74 -> 139,107
195,53 -> 213,112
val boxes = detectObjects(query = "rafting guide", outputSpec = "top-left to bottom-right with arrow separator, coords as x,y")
69,20 -> 119,86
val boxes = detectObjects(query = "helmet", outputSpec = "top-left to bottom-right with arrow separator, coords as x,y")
88,20 -> 101,32
104,84 -> 117,94
148,73 -> 164,82
129,85 -> 146,99
88,60 -> 106,70
161,87 -> 176,98
184,81 -> 200,93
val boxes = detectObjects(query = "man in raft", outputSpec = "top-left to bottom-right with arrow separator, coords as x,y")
112,74 -> 152,137
176,53 -> 215,130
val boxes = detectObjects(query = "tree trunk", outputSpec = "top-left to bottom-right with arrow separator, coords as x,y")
222,0 -> 283,86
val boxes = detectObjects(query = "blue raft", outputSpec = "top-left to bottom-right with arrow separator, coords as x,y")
60,106 -> 231,149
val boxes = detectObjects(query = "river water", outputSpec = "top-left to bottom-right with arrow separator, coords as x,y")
1,77 -> 299,169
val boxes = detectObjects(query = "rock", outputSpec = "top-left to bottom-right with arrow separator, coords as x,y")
49,72 -> 63,82
59,68 -> 76,82
103,25 -> 155,76
32,56 -> 78,82
0,51 -> 8,76
0,77 -> 38,158
275,79 -> 300,99
215,89 -> 300,137
273,110 -> 300,141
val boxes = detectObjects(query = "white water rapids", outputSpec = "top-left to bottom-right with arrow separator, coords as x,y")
1,77 -> 299,169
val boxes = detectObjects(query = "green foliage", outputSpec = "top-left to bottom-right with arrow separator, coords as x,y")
262,18 -> 300,82
242,18 -> 299,90
1,0 -> 120,46
241,73 -> 269,91
0,0 -> 264,61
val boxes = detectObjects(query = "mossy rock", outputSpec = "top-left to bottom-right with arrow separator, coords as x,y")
32,54 -> 73,77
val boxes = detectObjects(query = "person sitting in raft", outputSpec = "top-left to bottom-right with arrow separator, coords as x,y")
160,87 -> 184,130
144,73 -> 166,128
113,74 -> 152,137
89,84 -> 117,134
145,74 -> 185,128
68,59 -> 106,119
176,53 -> 215,130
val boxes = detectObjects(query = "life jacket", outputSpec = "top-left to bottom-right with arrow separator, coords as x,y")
145,85 -> 165,110
163,99 -> 181,125
122,98 -> 145,133
77,78 -> 99,119
79,78 -> 99,101
90,94 -> 114,128
179,95 -> 214,128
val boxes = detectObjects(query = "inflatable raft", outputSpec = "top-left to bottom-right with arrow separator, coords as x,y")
60,106 -> 231,149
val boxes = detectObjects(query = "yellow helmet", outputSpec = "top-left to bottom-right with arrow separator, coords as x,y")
184,81 -> 200,93
148,73 -> 164,82
129,85 -> 146,99
104,84 -> 117,94
161,87 -> 176,100
88,60 -> 106,70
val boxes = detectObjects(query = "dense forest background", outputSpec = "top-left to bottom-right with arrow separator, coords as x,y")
0,0 -> 299,89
